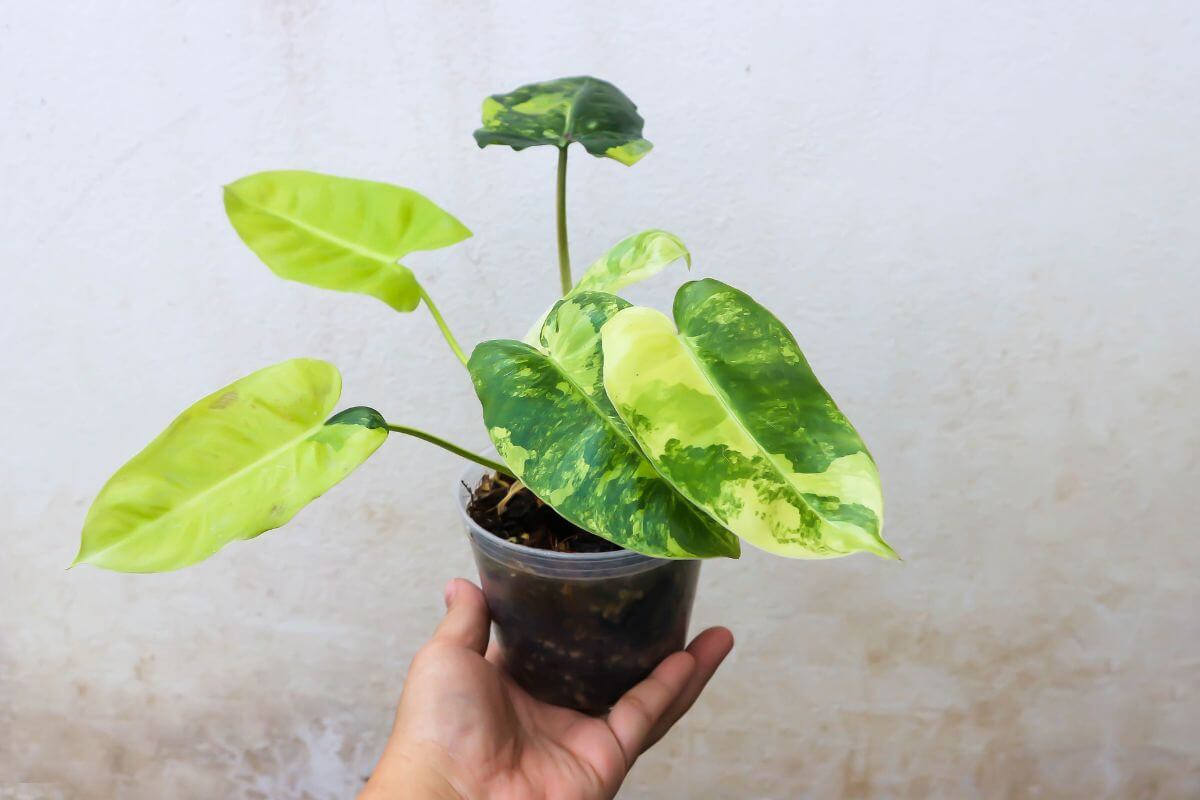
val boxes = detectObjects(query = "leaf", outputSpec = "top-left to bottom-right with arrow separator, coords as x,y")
601,279 -> 896,560
224,170 -> 471,312
74,359 -> 388,573
574,229 -> 692,294
523,230 -> 692,344
468,292 -> 739,559
474,76 -> 653,166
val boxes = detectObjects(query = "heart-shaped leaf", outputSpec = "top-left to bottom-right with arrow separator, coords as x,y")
474,76 -> 652,166
601,279 -> 896,560
74,359 -> 388,572
524,230 -> 692,343
469,292 -> 739,559
224,171 -> 471,311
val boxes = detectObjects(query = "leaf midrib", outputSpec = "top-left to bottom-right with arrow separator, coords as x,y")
560,77 -> 596,145
230,185 -> 406,271
80,413 -> 336,565
673,323 -> 835,525
522,341 -> 728,551
537,342 -> 640,455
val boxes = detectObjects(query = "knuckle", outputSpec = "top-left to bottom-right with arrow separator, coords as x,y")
622,692 -> 655,724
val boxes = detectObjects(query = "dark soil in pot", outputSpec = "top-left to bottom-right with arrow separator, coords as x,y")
466,471 -> 621,553
465,471 -> 700,715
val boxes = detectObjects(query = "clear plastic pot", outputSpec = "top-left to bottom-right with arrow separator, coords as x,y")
457,463 -> 701,714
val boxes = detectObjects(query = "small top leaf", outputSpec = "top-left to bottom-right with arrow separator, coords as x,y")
224,170 -> 471,312
474,76 -> 653,165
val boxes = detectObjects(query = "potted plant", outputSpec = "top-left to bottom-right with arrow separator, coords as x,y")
74,76 -> 897,714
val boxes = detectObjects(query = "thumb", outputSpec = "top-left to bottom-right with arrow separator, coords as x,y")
431,578 -> 491,655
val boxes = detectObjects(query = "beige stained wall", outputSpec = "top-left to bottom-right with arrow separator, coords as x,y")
2,1 -> 1198,797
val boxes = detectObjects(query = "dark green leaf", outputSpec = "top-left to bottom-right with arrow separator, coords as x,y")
474,76 -> 652,165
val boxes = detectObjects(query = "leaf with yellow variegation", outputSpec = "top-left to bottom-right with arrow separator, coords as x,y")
524,229 -> 692,343
470,291 -> 739,559
601,279 -> 895,561
473,76 -> 652,165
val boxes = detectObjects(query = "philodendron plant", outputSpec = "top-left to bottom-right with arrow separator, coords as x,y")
75,76 -> 896,574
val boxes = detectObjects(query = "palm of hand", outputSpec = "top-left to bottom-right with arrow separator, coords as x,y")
400,640 -> 630,799
364,579 -> 732,800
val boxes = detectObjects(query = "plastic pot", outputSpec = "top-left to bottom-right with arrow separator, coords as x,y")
457,463 -> 701,714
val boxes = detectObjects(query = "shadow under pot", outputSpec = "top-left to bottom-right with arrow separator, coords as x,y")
457,463 -> 701,715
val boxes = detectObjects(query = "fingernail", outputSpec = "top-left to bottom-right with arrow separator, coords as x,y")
443,581 -> 458,609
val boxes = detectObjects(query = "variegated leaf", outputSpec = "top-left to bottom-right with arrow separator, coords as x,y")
469,292 -> 739,559
574,229 -> 691,294
473,76 -> 652,166
601,279 -> 895,560
524,229 -> 692,344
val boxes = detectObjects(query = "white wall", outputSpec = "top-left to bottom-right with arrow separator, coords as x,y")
3,1 -> 1198,797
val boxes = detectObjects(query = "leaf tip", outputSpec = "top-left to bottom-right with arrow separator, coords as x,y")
67,546 -> 86,571
874,539 -> 902,562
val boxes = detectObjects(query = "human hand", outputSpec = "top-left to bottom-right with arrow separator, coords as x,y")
359,578 -> 733,800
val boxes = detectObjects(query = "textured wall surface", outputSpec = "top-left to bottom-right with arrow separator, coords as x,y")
3,1 -> 1198,797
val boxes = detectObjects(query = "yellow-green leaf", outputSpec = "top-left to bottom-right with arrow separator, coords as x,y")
574,229 -> 691,294
473,76 -> 653,166
224,170 -> 471,312
469,292 -> 739,559
523,230 -> 692,344
74,359 -> 388,573
601,279 -> 896,561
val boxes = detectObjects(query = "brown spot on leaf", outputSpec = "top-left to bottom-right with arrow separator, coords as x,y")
210,391 -> 238,410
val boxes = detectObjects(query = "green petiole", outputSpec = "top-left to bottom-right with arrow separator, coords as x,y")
385,424 -> 512,477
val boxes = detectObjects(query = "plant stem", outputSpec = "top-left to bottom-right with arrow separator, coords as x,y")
556,146 -> 572,295
385,424 -> 513,477
417,284 -> 468,367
